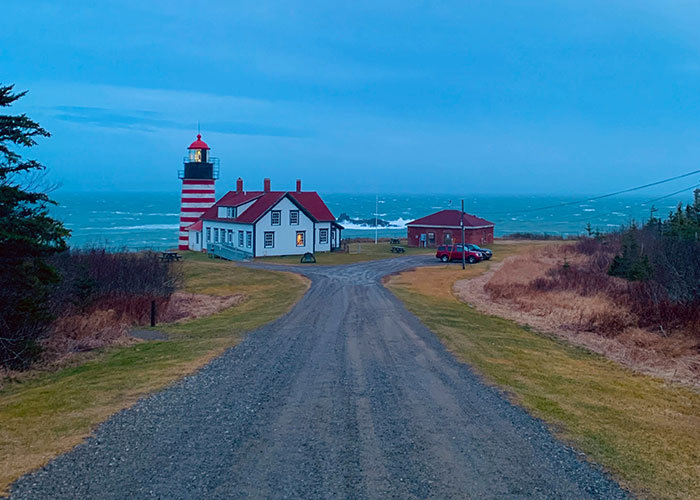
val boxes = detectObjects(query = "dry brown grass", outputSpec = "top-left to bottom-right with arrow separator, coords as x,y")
386,243 -> 700,500
0,254 -> 308,494
158,292 -> 247,323
454,244 -> 700,389
34,292 -> 248,369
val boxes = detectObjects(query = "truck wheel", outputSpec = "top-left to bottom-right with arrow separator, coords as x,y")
441,255 -> 449,262
467,255 -> 476,264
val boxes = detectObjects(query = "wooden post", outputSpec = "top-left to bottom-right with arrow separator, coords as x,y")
150,300 -> 156,327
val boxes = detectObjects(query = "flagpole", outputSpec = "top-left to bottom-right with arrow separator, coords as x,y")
375,194 -> 378,245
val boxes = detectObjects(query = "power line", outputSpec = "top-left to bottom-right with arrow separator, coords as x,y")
645,183 -> 700,205
479,169 -> 700,216
580,182 -> 700,225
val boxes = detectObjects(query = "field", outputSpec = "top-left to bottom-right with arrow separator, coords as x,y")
255,239 -> 432,265
385,243 -> 700,500
0,252 -> 308,494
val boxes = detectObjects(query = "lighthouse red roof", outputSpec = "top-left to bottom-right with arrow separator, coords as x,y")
188,134 -> 210,150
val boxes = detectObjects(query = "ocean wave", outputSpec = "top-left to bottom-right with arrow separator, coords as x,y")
583,208 -> 595,212
341,217 -> 410,230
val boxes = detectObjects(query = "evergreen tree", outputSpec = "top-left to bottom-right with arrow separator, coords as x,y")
0,84 -> 69,369
608,231 -> 652,281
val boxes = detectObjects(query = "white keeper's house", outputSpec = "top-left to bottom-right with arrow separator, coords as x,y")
186,177 -> 343,258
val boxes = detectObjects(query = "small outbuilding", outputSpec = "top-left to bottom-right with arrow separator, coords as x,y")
407,209 -> 494,248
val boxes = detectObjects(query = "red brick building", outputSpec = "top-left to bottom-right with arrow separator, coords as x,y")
407,209 -> 494,247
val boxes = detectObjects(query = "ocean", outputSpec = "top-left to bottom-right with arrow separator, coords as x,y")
52,191 -> 695,250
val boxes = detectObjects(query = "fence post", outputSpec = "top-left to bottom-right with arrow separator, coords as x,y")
150,300 -> 156,327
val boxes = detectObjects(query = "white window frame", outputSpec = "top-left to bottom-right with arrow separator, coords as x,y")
206,228 -> 211,242
319,228 -> 328,244
264,231 -> 275,248
296,231 -> 305,247
214,228 -> 220,243
271,210 -> 281,226
226,206 -> 236,218
238,230 -> 244,247
246,231 -> 252,248
289,210 -> 299,225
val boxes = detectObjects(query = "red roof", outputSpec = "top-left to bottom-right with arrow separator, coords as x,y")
288,192 -> 336,222
186,220 -> 203,231
188,134 -> 210,150
198,189 -> 338,225
408,209 -> 494,228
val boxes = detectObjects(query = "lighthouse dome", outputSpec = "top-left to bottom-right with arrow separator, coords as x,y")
188,134 -> 210,150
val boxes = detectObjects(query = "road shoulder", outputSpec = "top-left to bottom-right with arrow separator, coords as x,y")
384,244 -> 700,500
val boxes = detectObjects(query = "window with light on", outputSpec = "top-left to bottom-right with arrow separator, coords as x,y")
296,231 -> 305,247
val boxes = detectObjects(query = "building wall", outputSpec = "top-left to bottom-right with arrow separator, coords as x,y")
201,220 -> 254,253
254,197 -> 315,257
314,221 -> 332,252
188,230 -> 203,251
407,226 -> 494,247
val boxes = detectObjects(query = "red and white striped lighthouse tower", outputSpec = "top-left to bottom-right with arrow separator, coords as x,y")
178,134 -> 219,250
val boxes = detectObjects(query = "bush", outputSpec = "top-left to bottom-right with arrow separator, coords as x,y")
48,248 -> 181,318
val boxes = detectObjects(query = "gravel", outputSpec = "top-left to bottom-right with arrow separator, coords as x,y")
10,256 -> 631,499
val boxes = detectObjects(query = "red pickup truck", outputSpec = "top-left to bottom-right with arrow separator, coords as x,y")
436,244 -> 483,264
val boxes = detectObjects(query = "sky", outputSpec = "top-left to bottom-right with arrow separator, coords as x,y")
3,1 -> 700,196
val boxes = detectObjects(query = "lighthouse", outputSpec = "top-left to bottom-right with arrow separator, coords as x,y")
178,134 -> 219,250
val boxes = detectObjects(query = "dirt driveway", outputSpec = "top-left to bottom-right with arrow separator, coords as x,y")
10,256 -> 629,499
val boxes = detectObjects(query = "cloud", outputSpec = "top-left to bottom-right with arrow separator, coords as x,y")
51,105 -> 307,138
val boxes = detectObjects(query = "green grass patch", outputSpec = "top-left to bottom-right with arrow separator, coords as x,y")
386,253 -> 700,500
256,239 -> 432,265
0,252 -> 308,494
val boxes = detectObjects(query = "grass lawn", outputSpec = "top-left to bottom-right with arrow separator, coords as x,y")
385,244 -> 700,500
0,251 -> 308,494
255,239 -> 432,265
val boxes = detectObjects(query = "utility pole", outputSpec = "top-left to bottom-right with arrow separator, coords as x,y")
461,199 -> 466,270
375,194 -> 378,245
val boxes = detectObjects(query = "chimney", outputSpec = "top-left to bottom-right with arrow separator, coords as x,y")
236,177 -> 243,193
296,179 -> 302,192
264,178 -> 271,192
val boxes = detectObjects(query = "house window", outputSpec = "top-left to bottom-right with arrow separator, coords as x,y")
226,207 -> 236,218
264,231 -> 274,248
271,210 -> 281,226
428,232 -> 435,245
206,228 -> 211,242
319,228 -> 328,244
296,231 -> 305,247
246,231 -> 252,248
238,230 -> 244,247
196,232 -> 200,244
214,228 -> 220,243
289,210 -> 299,225
227,229 -> 233,243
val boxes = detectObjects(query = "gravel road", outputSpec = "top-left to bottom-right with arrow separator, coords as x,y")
10,256 -> 630,499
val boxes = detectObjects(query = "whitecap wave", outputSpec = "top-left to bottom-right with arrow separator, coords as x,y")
340,217 -> 410,230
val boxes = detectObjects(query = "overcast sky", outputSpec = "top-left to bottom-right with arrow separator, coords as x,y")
3,1 -> 700,195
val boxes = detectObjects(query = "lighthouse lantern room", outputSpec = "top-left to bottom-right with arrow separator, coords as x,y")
178,134 -> 220,250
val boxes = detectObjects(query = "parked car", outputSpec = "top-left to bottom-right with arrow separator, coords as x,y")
436,245 -> 483,263
466,244 -> 492,260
